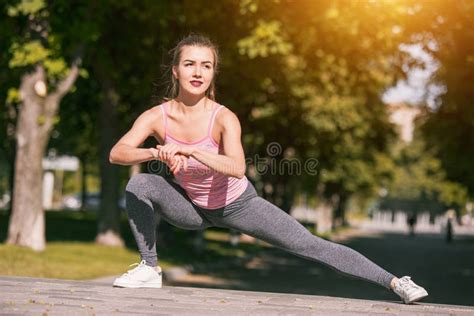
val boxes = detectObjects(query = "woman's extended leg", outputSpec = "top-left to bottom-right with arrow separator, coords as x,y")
125,173 -> 212,267
207,189 -> 395,289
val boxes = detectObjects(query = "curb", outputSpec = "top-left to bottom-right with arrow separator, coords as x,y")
162,265 -> 193,281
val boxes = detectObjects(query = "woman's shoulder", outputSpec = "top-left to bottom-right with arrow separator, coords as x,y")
214,103 -> 241,127
138,101 -> 169,142
145,100 -> 171,119
132,101 -> 170,129
150,100 -> 171,112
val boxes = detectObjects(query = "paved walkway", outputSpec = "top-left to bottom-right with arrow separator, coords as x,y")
2,275 -> 474,315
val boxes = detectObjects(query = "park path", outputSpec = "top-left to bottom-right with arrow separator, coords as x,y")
1,275 -> 474,315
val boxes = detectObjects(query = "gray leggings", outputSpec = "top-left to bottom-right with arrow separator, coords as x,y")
125,173 -> 395,289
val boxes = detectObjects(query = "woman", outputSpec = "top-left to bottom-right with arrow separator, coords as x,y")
109,35 -> 428,304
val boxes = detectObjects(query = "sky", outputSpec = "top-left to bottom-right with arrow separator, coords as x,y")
382,42 -> 446,109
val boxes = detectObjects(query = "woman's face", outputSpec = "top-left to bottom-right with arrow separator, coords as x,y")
173,45 -> 215,97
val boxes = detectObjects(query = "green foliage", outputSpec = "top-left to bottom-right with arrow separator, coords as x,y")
7,0 -> 45,17
3,0 -> 471,223
9,37 -> 72,79
419,1 -> 474,197
238,20 -> 292,58
9,40 -> 50,68
6,88 -> 20,104
383,138 -> 468,211
44,58 -> 67,76
239,0 -> 258,15
6,1 -> 91,84
232,0 -> 410,208
79,68 -> 89,79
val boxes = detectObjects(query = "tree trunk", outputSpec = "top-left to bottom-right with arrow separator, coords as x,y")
279,177 -> 295,213
6,60 -> 81,251
332,193 -> 349,229
95,82 -> 124,247
79,155 -> 87,212
6,67 -> 47,250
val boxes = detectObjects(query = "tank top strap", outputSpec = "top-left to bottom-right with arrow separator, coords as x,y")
207,105 -> 224,138
160,102 -> 169,139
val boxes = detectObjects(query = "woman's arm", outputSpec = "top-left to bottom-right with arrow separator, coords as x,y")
191,146 -> 246,179
109,108 -> 162,165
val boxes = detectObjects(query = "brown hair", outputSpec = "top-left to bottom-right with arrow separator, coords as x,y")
166,34 -> 219,101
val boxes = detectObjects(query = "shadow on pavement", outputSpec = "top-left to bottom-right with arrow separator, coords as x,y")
166,231 -> 474,306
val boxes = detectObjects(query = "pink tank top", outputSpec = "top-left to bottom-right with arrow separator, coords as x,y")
161,102 -> 248,209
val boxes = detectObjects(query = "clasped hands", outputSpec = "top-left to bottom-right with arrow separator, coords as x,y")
149,143 -> 195,174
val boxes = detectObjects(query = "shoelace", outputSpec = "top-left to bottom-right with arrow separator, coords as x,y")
124,260 -> 147,276
397,277 -> 416,291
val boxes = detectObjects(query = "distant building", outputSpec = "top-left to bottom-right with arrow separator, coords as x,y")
387,103 -> 420,143
42,155 -> 79,209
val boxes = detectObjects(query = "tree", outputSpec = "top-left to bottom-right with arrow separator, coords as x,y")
380,136 -> 468,214
5,0 -> 90,251
47,75 -> 99,212
418,0 -> 474,198
233,0 -> 419,226
86,1 -> 181,246
0,2 -> 20,212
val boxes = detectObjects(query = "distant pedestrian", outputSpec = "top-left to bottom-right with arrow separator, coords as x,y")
445,209 -> 455,243
407,212 -> 417,237
109,34 -> 428,304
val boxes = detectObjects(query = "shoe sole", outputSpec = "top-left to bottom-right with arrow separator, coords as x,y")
113,281 -> 162,289
404,291 -> 429,304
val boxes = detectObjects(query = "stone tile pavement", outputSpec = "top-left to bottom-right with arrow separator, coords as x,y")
1,275 -> 474,315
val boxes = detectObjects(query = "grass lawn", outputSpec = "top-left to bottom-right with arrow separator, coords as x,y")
0,210 -> 273,280
0,242 -> 140,280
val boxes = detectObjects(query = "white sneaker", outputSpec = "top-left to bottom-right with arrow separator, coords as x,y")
113,260 -> 162,288
393,276 -> 428,304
